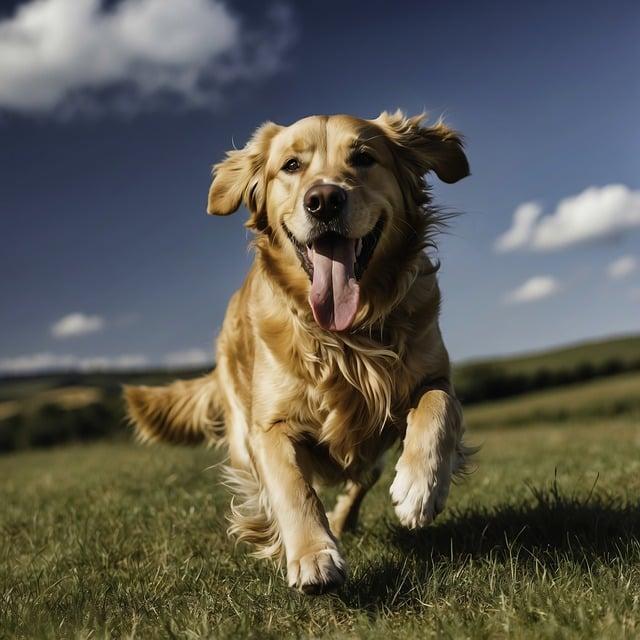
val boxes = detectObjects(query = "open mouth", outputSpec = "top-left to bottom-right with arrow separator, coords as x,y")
284,218 -> 384,332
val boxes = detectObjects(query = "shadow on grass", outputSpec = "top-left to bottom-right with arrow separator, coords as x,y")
340,480 -> 640,611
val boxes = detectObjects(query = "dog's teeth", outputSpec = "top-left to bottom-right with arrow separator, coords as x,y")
356,239 -> 363,257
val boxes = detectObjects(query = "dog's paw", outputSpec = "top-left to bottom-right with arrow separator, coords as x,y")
287,546 -> 347,595
389,453 -> 451,529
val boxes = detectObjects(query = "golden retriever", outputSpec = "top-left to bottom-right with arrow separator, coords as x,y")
125,110 -> 472,594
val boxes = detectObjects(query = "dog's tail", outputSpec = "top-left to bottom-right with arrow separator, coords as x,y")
124,371 -> 224,445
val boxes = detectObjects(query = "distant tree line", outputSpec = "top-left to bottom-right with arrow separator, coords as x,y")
0,371 -> 203,453
454,357 -> 640,405
1,357 -> 639,453
0,396 -> 126,453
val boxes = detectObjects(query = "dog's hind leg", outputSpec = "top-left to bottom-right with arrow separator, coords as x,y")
328,460 -> 384,538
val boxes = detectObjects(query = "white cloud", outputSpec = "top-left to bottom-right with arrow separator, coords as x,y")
0,0 -> 293,115
504,275 -> 560,304
494,202 -> 543,252
495,185 -> 640,252
164,348 -> 211,368
0,346 -> 212,375
607,255 -> 637,279
0,352 -> 148,375
51,312 -> 105,338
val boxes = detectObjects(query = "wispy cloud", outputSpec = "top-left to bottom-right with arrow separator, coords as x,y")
495,185 -> 640,252
51,312 -> 105,338
0,352 -> 148,375
0,0 -> 294,116
504,275 -> 560,304
0,347 -> 212,375
164,348 -> 211,368
607,255 -> 637,280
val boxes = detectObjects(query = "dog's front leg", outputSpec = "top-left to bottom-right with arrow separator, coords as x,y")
390,386 -> 463,529
252,422 -> 346,594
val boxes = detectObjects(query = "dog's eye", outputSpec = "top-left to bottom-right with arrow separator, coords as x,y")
282,158 -> 301,173
350,150 -> 376,168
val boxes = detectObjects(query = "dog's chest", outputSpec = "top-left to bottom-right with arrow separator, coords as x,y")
287,340 -> 413,464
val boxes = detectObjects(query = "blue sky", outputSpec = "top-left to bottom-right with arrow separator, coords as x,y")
1,0 -> 639,373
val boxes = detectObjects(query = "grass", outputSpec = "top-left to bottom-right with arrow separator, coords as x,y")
2,396 -> 640,637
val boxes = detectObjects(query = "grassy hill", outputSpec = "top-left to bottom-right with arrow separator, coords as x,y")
465,370 -> 640,430
453,333 -> 640,404
0,368 -> 206,452
459,333 -> 640,376
0,333 -> 639,452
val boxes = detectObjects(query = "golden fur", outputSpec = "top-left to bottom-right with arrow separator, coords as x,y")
125,110 -> 472,594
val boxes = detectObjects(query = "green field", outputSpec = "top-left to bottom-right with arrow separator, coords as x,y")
465,370 -> 640,430
2,365 -> 640,638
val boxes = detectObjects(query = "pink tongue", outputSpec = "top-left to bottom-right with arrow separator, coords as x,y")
309,235 -> 360,331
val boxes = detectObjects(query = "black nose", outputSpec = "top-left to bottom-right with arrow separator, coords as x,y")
303,184 -> 347,219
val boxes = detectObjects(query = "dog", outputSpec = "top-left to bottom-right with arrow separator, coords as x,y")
125,110 -> 472,594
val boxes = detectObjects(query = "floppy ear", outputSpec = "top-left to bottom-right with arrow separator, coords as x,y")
207,121 -> 282,229
375,110 -> 470,184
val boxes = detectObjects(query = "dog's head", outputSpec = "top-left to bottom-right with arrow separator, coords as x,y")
207,111 -> 469,331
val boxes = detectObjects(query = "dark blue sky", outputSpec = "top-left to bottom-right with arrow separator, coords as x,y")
1,0 -> 639,372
